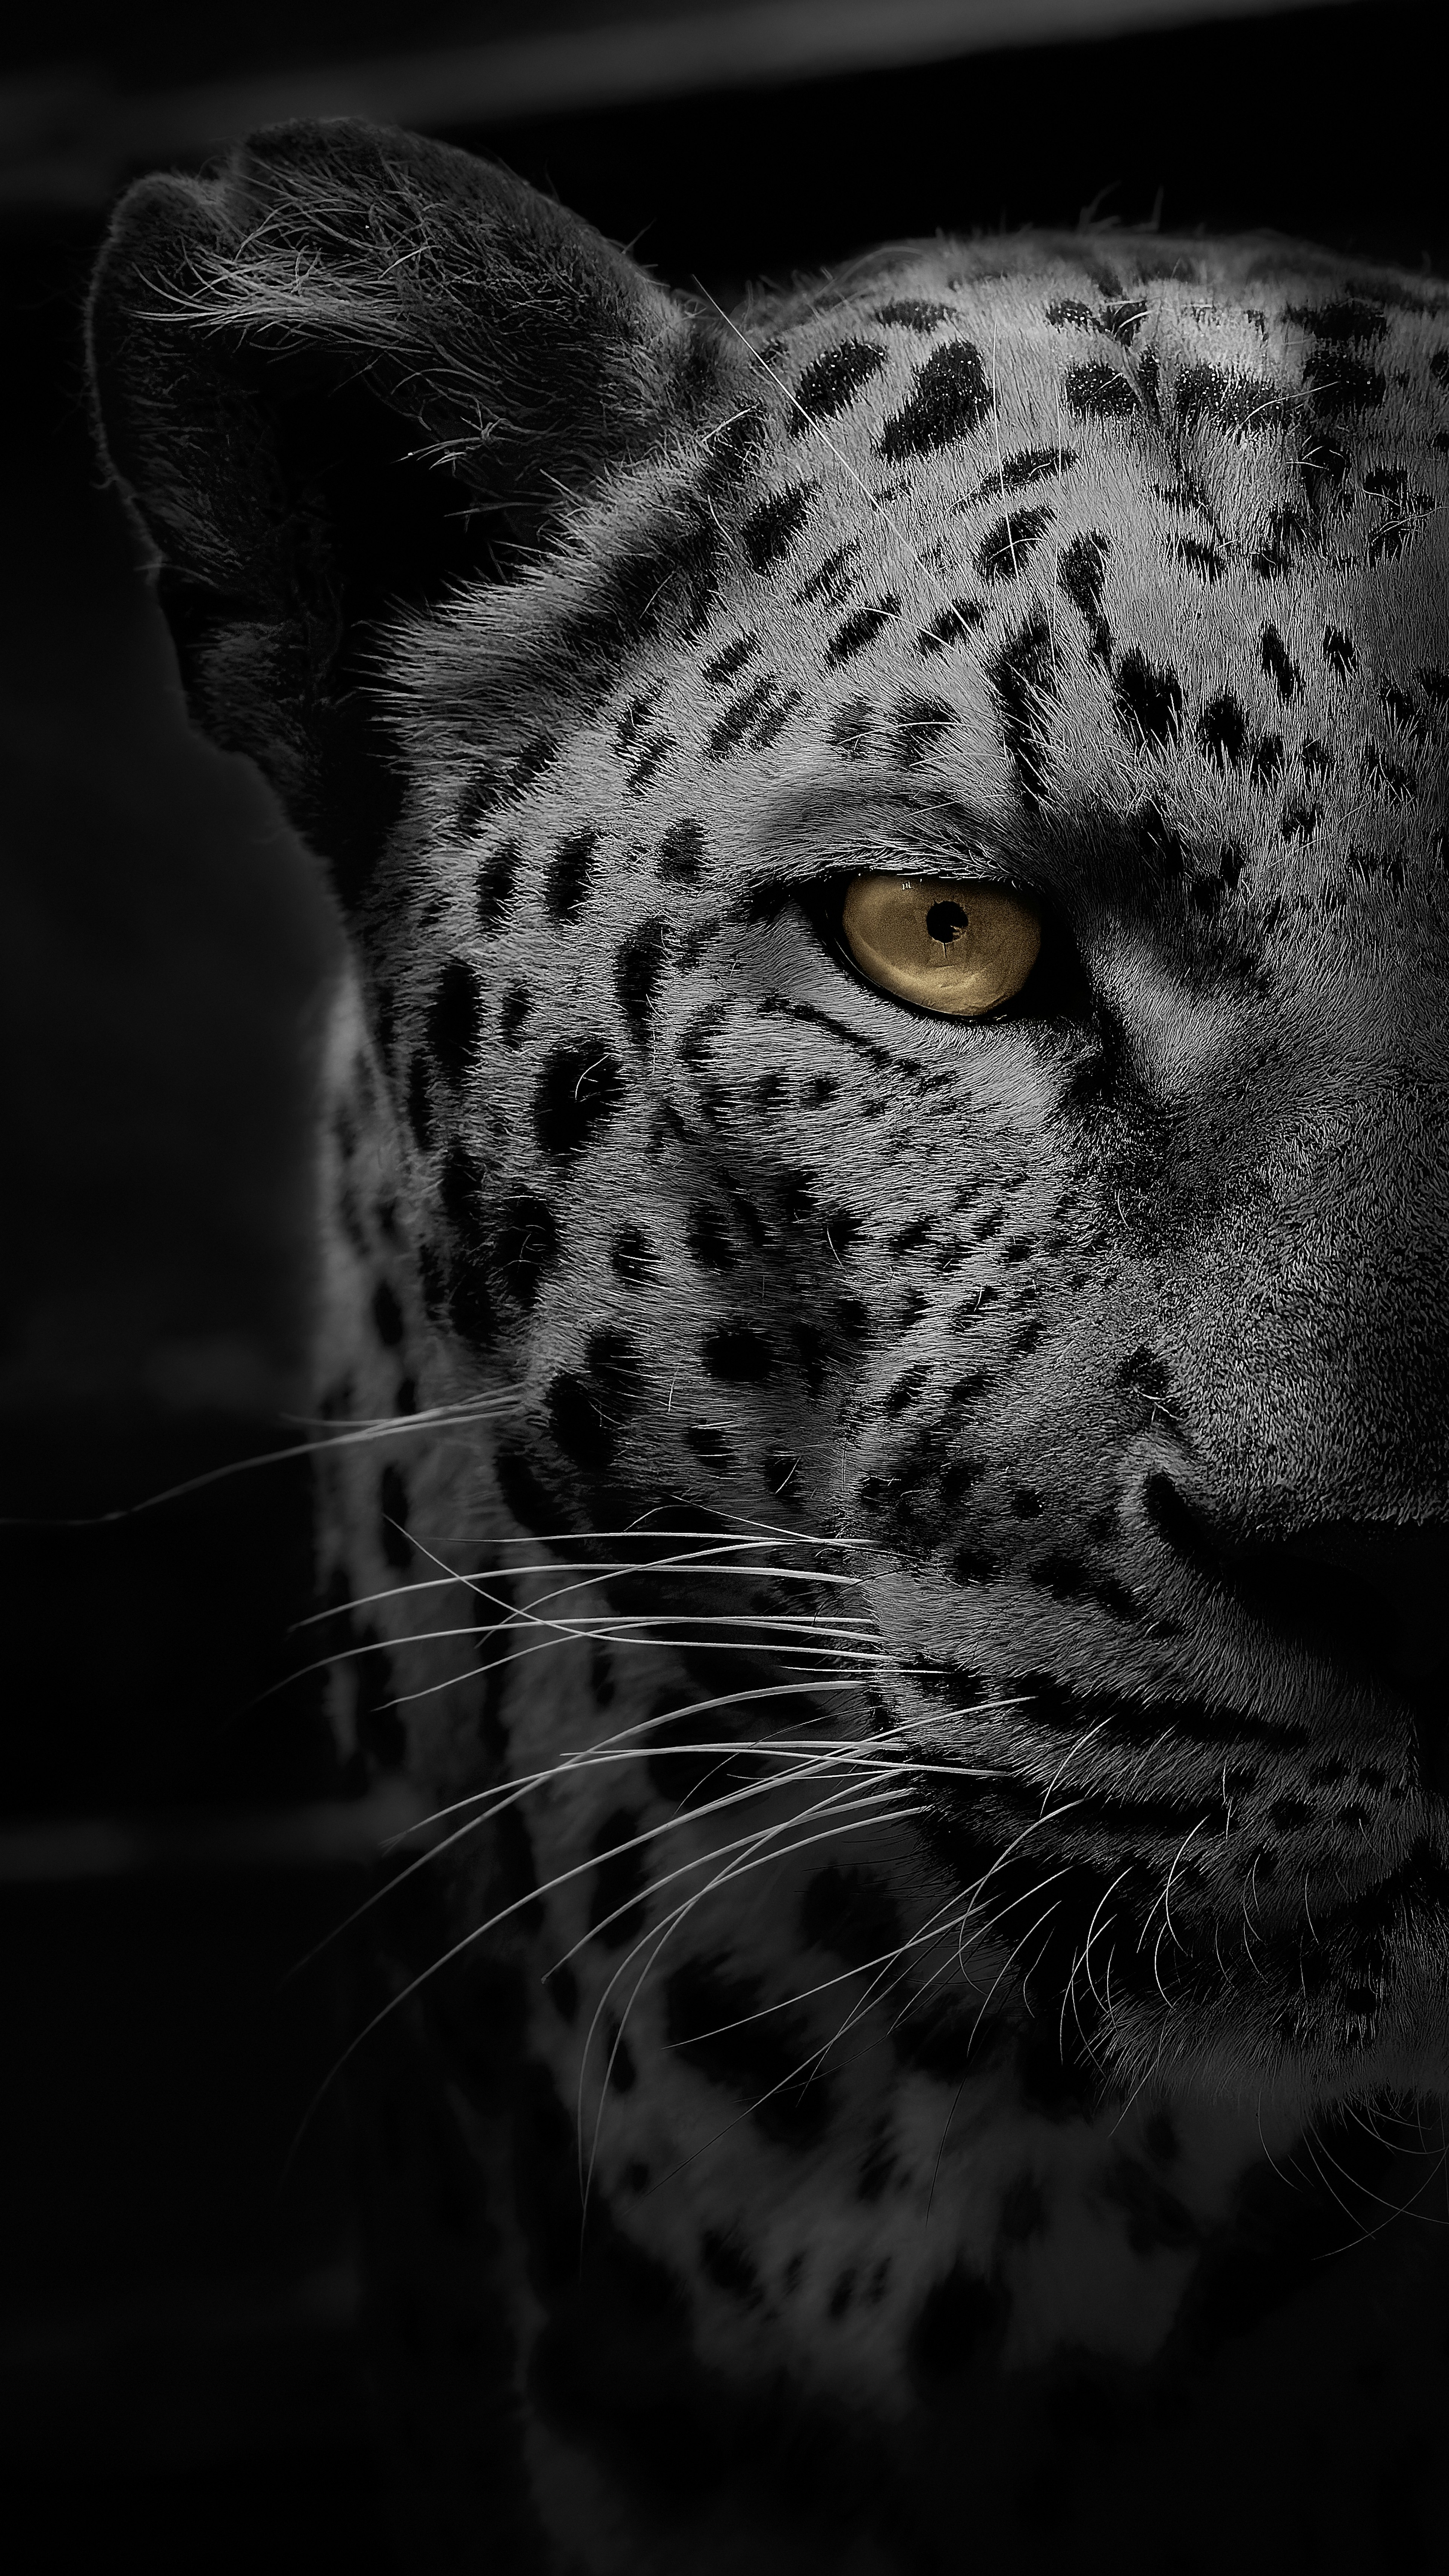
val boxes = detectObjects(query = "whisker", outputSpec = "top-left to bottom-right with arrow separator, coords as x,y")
293,1548 -> 870,1636
288,1771 -> 921,2180
0,1392 -> 528,1530
577,1793 -> 928,2212
291,1683 -> 906,1970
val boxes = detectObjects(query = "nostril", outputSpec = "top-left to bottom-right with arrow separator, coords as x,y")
1143,1473 -> 1449,1780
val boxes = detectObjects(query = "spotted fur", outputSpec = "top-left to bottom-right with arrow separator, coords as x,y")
90,122 -> 1449,2571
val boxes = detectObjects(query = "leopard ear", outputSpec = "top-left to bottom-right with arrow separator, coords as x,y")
88,118 -> 732,898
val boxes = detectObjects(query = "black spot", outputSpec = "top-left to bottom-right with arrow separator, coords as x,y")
1301,736 -> 1334,778
614,688 -> 662,758
705,674 -> 794,757
614,918 -> 670,1047
534,1043 -> 625,1158
686,1202 -> 735,1271
890,693 -> 956,769
495,1193 -> 557,1307
545,828 -> 597,922
795,542 -> 863,610
426,956 -> 482,1082
1367,503 -> 1427,565
1198,692 -> 1249,768
664,1956 -> 832,2147
1100,297 -> 1148,345
741,483 -> 815,571
701,1324 -> 774,1384
1252,506 -> 1314,580
878,339 -> 992,459
1260,625 -> 1302,702
792,339 -> 888,426
1304,348 -> 1386,414
990,610 -> 1056,804
1380,687 -> 1422,738
1174,364 -> 1283,433
628,731 -> 676,791
548,1370 -> 618,1470
1044,298 -> 1095,329
884,1362 -> 931,1418
917,597 -> 984,656
1063,359 -> 1138,419
405,1052 -> 433,1150
826,597 -> 901,665
975,505 -> 1052,583
1115,648 -> 1182,747
658,817 -> 705,883
700,2231 -> 760,2303
1115,1343 -> 1173,1401
611,1224 -> 656,1284
1291,295 -> 1387,343
1056,530 -> 1112,662
1323,626 -> 1357,676
1174,538 -> 1223,581
588,1809 -> 650,1949
828,2268 -> 857,2320
475,836 -> 520,932
751,686 -> 803,750
1362,744 -> 1417,803
493,1446 -> 556,1536
801,1863 -> 904,1968
500,984 -> 530,1046
1279,801 -> 1319,843
701,633 -> 760,687
1036,1551 -> 1087,1600
982,444 -> 1075,494
379,1462 -> 412,1571
908,2264 -> 1000,2388
443,1193 -> 499,1350
1249,733 -> 1284,786
874,299 -> 952,332
371,1280 -> 404,1349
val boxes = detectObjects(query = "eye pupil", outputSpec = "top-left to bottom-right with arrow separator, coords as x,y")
924,899 -> 969,945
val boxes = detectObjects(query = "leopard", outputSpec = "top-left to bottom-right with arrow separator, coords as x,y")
88,117 -> 1449,2574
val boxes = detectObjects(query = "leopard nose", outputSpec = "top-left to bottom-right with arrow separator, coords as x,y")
1144,1476 -> 1449,1782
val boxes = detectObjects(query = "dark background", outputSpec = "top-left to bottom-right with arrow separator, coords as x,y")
1,5 -> 1441,2569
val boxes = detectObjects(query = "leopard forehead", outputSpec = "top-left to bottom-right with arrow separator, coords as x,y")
386,231 -> 1449,944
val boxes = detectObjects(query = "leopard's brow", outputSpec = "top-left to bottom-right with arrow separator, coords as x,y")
744,775 -> 1015,887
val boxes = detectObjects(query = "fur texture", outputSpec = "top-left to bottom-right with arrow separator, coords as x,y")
89,121 -> 1449,2571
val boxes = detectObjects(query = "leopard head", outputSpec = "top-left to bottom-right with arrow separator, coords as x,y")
91,120 -> 1449,2115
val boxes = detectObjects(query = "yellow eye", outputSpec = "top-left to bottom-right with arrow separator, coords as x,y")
840,873 -> 1042,1018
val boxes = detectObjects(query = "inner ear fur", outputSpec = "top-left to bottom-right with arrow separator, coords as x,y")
88,117 -> 738,897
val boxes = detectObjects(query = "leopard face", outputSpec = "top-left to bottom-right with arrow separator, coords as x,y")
92,124 -> 1449,2143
